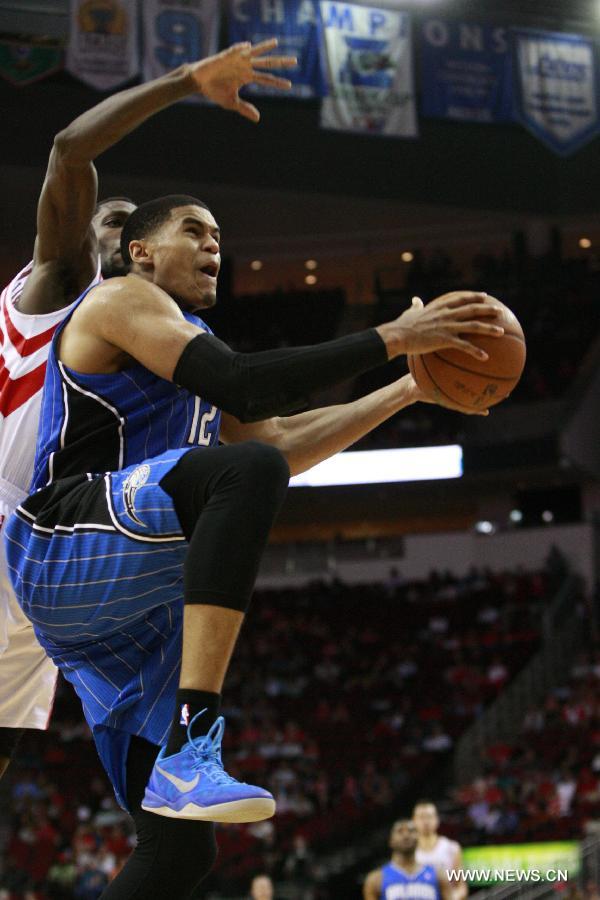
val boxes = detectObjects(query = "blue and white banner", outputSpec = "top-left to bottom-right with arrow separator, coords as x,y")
229,0 -> 327,98
319,3 -> 417,137
513,28 -> 600,155
420,19 -> 512,123
142,0 -> 219,86
67,0 -> 139,90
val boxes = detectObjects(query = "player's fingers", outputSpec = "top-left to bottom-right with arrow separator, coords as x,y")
433,291 -> 489,307
450,338 -> 489,361
251,73 -> 293,90
229,42 -> 252,53
450,319 -> 504,336
252,54 -> 298,69
236,98 -> 260,122
411,296 -> 424,309
249,38 -> 279,55
447,301 -> 504,321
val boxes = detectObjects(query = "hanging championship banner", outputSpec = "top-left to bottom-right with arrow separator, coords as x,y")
420,19 -> 513,123
66,0 -> 139,90
228,0 -> 327,98
143,0 -> 219,89
319,3 -> 417,137
513,28 -> 600,155
0,38 -> 63,86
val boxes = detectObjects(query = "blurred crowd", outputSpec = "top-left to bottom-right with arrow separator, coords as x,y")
450,648 -> 600,846
0,564 -> 561,897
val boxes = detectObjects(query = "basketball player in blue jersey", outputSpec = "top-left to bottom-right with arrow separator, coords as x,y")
6,192 -> 502,898
0,33 -> 296,772
364,820 -> 452,900
1,39 -> 299,900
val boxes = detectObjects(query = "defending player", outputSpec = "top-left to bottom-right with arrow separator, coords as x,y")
414,800 -> 468,899
364,819 -> 453,900
0,38 -> 297,781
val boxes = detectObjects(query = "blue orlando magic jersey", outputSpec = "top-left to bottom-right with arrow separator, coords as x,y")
381,863 -> 441,900
31,281 -> 221,491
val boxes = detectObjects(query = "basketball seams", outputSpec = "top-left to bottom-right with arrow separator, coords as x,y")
420,354 -> 465,406
430,350 -> 523,381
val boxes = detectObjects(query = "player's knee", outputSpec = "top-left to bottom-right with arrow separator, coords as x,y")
235,440 -> 290,499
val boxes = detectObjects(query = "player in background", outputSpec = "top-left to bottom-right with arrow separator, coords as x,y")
0,195 -> 133,779
0,38 -> 297,779
250,873 -> 275,899
364,819 -> 453,900
414,800 -> 468,899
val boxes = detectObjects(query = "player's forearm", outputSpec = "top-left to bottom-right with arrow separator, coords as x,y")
53,66 -> 196,164
276,376 -> 418,475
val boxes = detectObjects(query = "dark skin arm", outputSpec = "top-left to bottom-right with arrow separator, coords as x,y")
363,869 -> 383,900
16,40 -> 296,314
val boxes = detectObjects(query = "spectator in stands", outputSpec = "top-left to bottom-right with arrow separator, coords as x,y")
250,873 -> 275,900
423,724 -> 453,753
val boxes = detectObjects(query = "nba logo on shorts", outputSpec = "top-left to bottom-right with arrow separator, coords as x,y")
180,703 -> 190,726
122,464 -> 150,527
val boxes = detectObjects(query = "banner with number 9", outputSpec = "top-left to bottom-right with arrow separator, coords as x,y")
142,0 -> 219,100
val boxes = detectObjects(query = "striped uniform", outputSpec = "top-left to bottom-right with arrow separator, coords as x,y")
0,262 -> 86,730
380,863 -> 441,900
5,281 -> 221,808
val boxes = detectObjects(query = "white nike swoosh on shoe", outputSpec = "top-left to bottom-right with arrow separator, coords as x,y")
155,765 -> 200,793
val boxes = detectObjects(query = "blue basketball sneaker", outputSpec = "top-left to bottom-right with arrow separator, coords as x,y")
141,712 -> 275,823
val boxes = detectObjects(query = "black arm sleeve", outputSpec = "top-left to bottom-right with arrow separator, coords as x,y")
172,329 -> 388,423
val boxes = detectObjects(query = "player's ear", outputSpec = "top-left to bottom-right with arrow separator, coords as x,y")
129,240 -> 152,266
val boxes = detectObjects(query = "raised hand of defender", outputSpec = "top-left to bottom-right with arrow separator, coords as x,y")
384,291 -> 504,361
190,38 -> 297,122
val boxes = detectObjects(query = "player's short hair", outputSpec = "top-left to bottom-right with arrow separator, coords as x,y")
413,799 -> 437,812
120,194 -> 210,264
95,196 -> 136,214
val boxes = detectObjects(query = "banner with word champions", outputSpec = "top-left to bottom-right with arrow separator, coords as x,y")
420,18 -> 513,123
229,0 -> 327,98
319,2 -> 417,137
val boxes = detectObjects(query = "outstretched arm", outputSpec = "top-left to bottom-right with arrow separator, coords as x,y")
19,40 -> 296,313
66,278 -> 502,432
220,370 -> 482,476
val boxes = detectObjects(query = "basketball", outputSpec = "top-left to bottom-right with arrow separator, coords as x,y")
407,298 -> 526,411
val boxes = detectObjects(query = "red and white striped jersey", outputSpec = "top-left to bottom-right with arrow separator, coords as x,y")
0,261 -> 99,498
0,260 -> 100,732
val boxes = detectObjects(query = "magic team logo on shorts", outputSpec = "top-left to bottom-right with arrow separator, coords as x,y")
122,464 -> 150,527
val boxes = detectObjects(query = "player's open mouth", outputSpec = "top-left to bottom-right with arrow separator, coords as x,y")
199,263 -> 219,278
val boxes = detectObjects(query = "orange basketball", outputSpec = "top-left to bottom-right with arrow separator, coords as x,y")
407,298 -> 526,411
